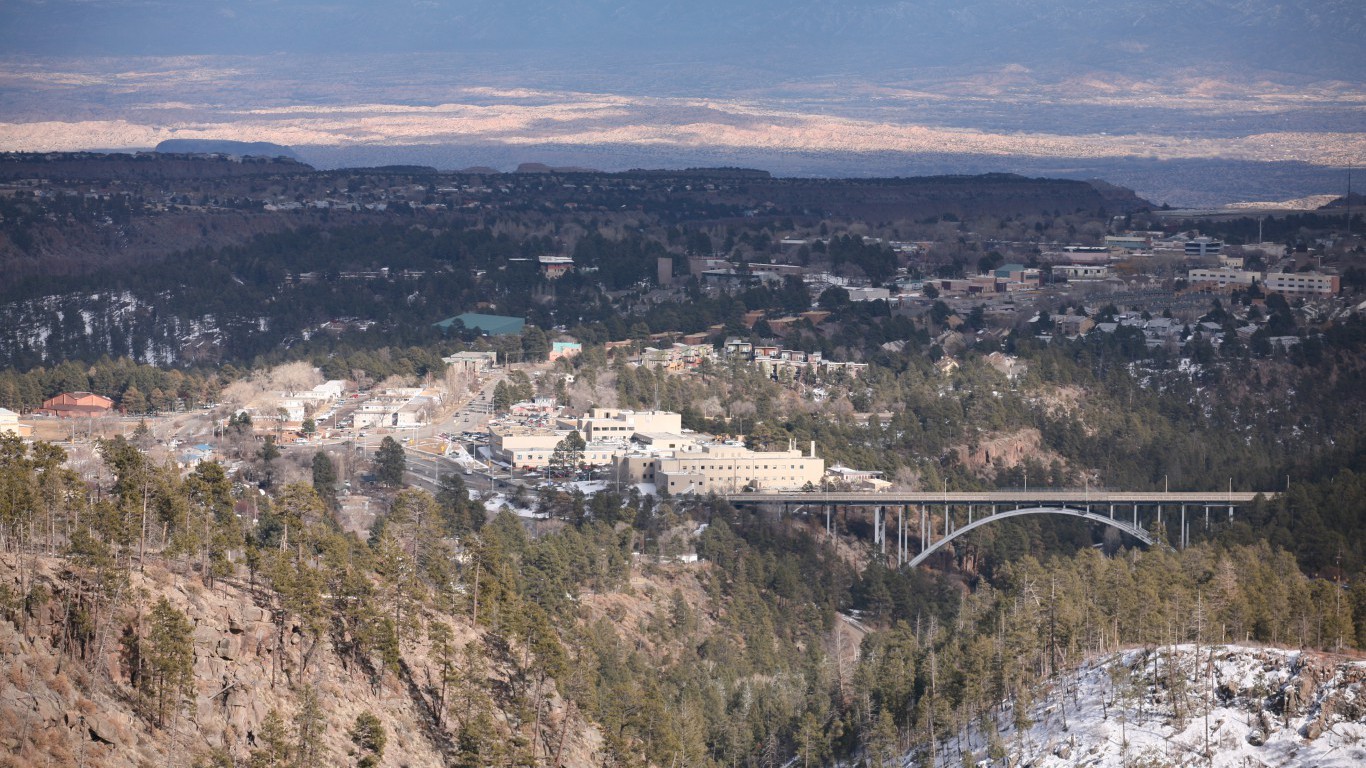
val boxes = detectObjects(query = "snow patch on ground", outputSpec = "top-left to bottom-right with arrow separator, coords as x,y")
936,645 -> 1366,768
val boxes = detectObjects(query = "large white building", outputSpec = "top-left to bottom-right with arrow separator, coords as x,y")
1188,268 -> 1258,289
1263,272 -> 1339,297
1053,264 -> 1110,280
614,441 -> 825,494
352,388 -> 441,429
1188,268 -> 1339,297
490,407 -> 829,492
559,408 -> 683,443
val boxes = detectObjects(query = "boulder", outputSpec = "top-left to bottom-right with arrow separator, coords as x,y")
86,710 -> 131,745
1247,728 -> 1266,747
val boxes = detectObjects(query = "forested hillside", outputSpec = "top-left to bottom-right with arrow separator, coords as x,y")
3,152 -> 1364,766
0,433 -> 1360,767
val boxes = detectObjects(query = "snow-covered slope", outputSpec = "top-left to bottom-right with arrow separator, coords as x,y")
944,645 -> 1366,768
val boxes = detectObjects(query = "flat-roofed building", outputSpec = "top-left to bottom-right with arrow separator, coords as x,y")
654,443 -> 824,494
490,426 -> 567,468
1264,272 -> 1339,296
444,351 -> 499,373
490,425 -> 621,469
1188,268 -> 1257,289
549,341 -> 582,361
0,408 -> 32,438
1054,264 -> 1109,280
846,286 -> 891,302
560,408 -> 683,443
1105,235 -> 1149,250
1185,237 -> 1223,258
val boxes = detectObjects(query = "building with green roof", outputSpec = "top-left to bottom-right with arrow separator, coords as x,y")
434,313 -> 526,336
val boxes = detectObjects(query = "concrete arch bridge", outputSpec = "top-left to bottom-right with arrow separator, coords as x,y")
721,490 -> 1272,569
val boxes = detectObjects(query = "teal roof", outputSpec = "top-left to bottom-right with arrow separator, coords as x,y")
434,313 -> 526,336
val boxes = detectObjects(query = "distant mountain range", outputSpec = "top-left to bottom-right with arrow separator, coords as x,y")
1,2 -> 1359,208
155,140 -> 299,160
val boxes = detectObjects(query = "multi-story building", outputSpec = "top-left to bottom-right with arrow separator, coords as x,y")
613,441 -> 824,494
558,408 -> 684,443
1188,268 -> 1257,289
1053,264 -> 1109,280
655,443 -> 824,494
1185,237 -> 1224,258
490,426 -> 566,467
443,351 -> 499,373
1105,235 -> 1149,250
639,344 -> 714,373
351,388 -> 440,429
1263,272 -> 1339,297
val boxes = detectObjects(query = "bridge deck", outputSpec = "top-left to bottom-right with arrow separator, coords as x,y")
722,490 -> 1270,505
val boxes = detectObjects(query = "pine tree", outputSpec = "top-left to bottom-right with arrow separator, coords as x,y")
250,709 -> 293,768
550,430 -> 585,477
258,436 -> 281,488
143,597 -> 195,727
294,684 -> 326,768
374,437 -> 406,488
348,711 -> 386,768
121,385 -> 147,414
311,451 -> 337,508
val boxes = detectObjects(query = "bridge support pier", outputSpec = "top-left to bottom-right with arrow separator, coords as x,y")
897,506 -> 904,566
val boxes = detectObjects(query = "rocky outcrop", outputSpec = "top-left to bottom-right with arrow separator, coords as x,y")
0,555 -> 604,768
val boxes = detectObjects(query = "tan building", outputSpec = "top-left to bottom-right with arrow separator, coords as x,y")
652,443 -> 824,494
489,425 -> 622,469
489,426 -> 566,467
1264,272 -> 1339,297
0,408 -> 33,438
443,351 -> 499,373
1188,268 -> 1257,289
1056,314 -> 1095,337
559,408 -> 683,443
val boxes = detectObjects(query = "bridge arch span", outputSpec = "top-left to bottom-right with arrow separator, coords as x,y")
907,505 -> 1163,569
